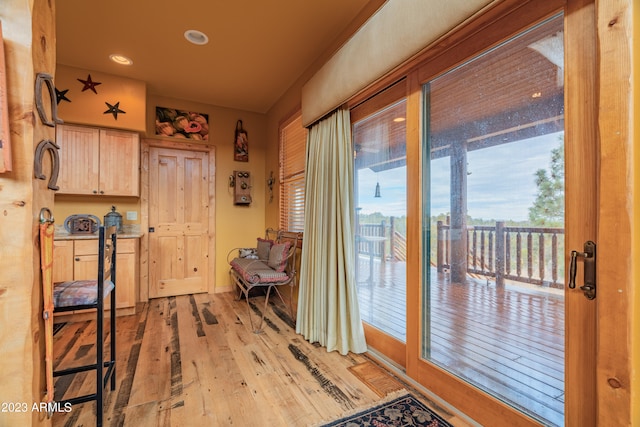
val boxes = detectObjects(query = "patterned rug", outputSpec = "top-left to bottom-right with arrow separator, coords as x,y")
319,392 -> 454,427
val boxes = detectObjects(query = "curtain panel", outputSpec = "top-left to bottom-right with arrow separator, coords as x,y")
296,107 -> 367,355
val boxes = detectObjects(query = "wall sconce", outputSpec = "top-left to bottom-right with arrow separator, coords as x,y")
267,171 -> 275,203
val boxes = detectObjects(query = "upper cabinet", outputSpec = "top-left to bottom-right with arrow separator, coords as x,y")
56,124 -> 140,196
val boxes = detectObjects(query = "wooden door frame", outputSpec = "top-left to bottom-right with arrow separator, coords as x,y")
594,0 -> 636,424
139,138 -> 216,302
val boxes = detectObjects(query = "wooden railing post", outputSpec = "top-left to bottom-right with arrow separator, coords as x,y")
390,216 -> 396,261
437,220 -> 444,273
495,221 -> 505,287
381,219 -> 387,263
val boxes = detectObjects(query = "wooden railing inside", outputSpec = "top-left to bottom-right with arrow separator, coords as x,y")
437,221 -> 565,288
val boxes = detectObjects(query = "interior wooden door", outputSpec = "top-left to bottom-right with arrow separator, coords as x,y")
148,147 -> 210,298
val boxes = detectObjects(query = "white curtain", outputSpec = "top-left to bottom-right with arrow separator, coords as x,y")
296,107 -> 367,355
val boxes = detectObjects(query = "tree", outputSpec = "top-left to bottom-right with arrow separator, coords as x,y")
528,142 -> 564,226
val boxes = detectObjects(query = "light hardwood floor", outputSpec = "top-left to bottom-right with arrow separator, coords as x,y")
52,292 -> 469,427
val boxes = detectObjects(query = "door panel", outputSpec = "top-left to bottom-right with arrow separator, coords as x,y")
403,3 -> 597,426
351,81 -> 408,367
149,147 -> 209,298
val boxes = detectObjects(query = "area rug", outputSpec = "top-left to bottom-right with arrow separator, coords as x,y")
318,392 -> 454,427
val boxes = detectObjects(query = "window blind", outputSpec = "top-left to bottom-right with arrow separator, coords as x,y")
279,115 -> 307,232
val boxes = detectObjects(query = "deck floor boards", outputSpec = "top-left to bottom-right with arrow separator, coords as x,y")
355,256 -> 565,426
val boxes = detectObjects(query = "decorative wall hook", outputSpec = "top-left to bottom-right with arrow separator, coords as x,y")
35,73 -> 64,127
34,139 -> 60,190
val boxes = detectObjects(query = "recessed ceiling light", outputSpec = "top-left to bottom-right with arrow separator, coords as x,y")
393,117 -> 406,122
109,54 -> 133,66
184,30 -> 209,45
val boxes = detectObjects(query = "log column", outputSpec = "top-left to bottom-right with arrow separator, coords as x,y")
449,141 -> 468,284
0,1 -> 56,426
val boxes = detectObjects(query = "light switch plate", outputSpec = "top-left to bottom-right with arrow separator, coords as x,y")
126,211 -> 138,220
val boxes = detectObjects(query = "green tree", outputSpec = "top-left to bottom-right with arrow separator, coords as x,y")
528,142 -> 564,226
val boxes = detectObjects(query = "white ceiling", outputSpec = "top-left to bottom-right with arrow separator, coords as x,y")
55,0 -> 381,114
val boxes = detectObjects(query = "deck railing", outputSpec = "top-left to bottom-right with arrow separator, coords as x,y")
357,221 -> 387,260
357,217 -> 408,262
437,221 -> 565,288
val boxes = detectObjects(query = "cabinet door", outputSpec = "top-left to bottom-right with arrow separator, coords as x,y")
99,129 -> 139,196
114,252 -> 136,309
56,124 -> 100,195
73,254 -> 98,282
52,240 -> 73,283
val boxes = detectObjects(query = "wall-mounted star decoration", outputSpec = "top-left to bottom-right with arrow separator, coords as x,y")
55,88 -> 71,105
77,74 -> 102,94
104,101 -> 126,120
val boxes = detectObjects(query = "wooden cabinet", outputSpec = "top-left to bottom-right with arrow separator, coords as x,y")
53,238 -> 138,316
56,124 -> 140,196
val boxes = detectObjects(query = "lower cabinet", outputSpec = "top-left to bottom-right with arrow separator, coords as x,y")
53,237 -> 138,317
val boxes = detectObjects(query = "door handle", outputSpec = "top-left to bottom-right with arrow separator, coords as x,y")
568,241 -> 596,300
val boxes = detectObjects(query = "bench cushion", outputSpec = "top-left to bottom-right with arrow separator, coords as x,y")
53,280 -> 115,308
230,258 -> 289,284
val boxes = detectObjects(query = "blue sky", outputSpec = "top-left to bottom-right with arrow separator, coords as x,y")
356,132 -> 563,222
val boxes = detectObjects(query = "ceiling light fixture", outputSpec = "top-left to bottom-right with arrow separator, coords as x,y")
109,54 -> 133,66
393,117 -> 406,122
184,29 -> 209,45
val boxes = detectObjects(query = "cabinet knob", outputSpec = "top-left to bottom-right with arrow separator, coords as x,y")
93,190 -> 98,194
75,257 -> 80,261
99,190 -> 105,194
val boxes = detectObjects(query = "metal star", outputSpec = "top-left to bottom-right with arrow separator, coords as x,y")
104,101 -> 126,120
55,88 -> 71,104
77,74 -> 102,94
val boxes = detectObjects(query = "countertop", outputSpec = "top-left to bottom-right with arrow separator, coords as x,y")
54,224 -> 144,240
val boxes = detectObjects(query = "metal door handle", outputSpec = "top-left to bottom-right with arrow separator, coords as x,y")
568,241 -> 596,300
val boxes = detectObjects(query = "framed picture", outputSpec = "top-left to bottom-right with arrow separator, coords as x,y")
155,106 -> 209,141
0,22 -> 12,173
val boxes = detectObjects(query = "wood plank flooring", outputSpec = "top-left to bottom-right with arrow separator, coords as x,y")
52,292 -> 470,427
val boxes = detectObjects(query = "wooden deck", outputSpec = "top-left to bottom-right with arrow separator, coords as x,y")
51,292 -> 471,427
356,256 -> 565,427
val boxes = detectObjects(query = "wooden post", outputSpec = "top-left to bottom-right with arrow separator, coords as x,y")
0,1 -> 56,426
381,219 -> 386,263
390,216 -> 396,261
436,220 -> 444,273
450,141 -> 467,284
495,221 -> 505,287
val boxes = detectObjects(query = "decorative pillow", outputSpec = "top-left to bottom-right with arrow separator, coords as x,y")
267,241 -> 291,272
239,248 -> 258,259
256,238 -> 273,261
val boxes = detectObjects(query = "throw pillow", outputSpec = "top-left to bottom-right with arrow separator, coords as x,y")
256,238 -> 273,261
268,242 -> 291,272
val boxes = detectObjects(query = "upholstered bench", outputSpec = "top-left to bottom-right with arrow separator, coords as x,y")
228,228 -> 302,332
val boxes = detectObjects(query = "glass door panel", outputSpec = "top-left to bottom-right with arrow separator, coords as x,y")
423,15 -> 565,426
353,99 -> 407,343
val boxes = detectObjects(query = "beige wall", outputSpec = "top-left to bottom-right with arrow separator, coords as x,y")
56,64 -> 146,132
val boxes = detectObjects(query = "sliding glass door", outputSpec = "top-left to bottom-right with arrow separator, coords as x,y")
352,84 -> 408,355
